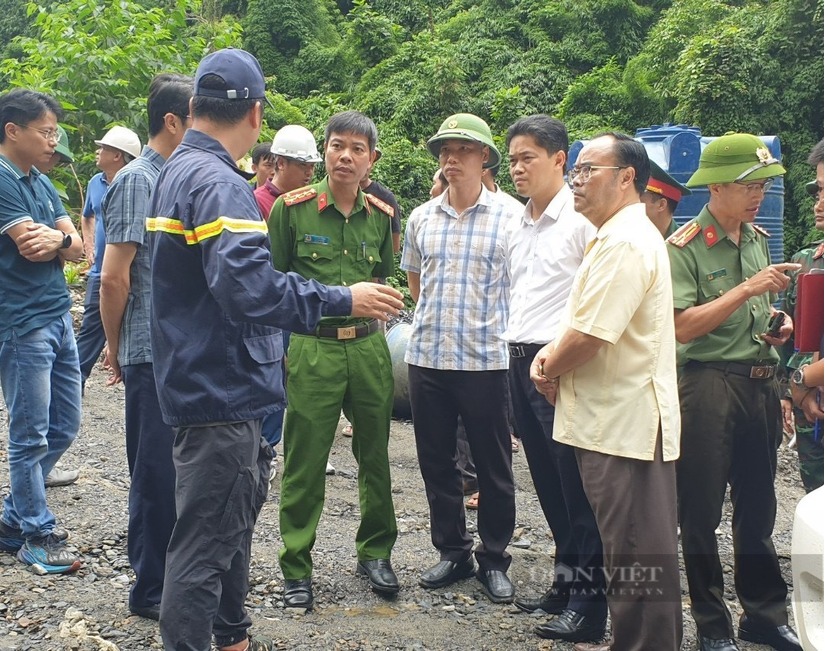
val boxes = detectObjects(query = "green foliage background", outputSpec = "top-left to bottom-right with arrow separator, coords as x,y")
1,0 -> 822,263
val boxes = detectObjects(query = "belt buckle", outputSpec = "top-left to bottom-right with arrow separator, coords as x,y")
510,345 -> 525,358
749,365 -> 771,379
337,326 -> 357,340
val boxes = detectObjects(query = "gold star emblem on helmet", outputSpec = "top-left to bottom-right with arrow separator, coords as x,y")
447,119 -> 458,128
756,147 -> 771,163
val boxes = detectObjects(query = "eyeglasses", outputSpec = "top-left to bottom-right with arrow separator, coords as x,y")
16,124 -> 60,142
733,178 -> 774,193
567,164 -> 626,185
805,181 -> 822,199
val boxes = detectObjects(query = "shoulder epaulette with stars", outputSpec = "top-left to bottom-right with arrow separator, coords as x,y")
365,193 -> 395,218
666,220 -> 701,248
282,186 -> 317,207
752,223 -> 771,238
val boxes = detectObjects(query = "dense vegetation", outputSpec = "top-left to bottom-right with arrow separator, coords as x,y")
1,0 -> 822,279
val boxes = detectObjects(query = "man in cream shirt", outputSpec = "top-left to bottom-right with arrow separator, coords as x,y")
531,132 -> 682,651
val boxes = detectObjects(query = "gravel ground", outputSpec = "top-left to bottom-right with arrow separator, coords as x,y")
0,318 -> 807,650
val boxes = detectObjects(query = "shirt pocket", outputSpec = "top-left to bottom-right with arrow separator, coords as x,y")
699,276 -> 746,324
243,333 -> 284,365
356,245 -> 381,267
296,241 -> 334,264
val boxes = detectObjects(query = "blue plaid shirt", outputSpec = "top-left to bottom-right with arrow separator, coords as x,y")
401,186 -> 515,371
102,146 -> 165,367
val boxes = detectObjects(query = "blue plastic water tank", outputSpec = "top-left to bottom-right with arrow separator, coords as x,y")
568,125 -> 786,263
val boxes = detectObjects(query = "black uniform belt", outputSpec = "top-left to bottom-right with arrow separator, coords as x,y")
508,342 -> 546,359
316,319 -> 380,341
689,360 -> 777,380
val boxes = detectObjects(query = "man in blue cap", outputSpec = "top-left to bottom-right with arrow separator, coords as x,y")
148,48 -> 402,651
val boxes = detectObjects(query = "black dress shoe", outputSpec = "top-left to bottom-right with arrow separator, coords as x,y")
697,636 -> 739,651
738,615 -> 802,651
357,559 -> 399,596
476,569 -> 515,604
283,578 -> 313,609
514,588 -> 569,614
129,603 -> 160,621
419,556 -> 475,589
535,609 -> 606,642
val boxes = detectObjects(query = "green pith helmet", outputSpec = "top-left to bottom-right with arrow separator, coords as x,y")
54,125 -> 74,163
686,132 -> 786,188
426,113 -> 500,169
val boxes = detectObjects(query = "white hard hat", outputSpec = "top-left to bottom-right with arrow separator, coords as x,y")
270,125 -> 322,163
94,125 -> 142,159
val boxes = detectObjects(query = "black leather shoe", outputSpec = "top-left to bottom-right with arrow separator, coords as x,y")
283,578 -> 313,609
535,609 -> 606,642
697,636 -> 739,651
738,615 -> 802,651
476,569 -> 515,604
514,588 -> 568,614
419,556 -> 475,589
129,603 -> 160,621
357,559 -> 399,596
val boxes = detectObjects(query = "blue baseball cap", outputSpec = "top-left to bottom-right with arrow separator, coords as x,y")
194,48 -> 267,100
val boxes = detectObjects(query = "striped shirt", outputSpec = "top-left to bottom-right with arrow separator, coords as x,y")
102,145 -> 165,367
401,186 -> 517,371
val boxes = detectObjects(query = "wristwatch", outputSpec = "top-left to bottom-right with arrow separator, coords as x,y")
790,364 -> 809,388
60,233 -> 72,249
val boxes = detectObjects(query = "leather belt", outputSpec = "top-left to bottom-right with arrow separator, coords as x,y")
316,319 -> 380,341
508,342 -> 546,359
689,360 -> 777,380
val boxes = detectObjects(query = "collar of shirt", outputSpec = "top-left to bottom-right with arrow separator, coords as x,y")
0,154 -> 41,181
136,144 -> 167,174
700,206 -> 757,246
438,184 -> 494,219
523,184 -> 574,226
263,177 -> 282,197
317,175 -> 369,216
177,130 -> 253,182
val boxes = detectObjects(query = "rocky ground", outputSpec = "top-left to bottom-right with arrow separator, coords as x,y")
0,338 -> 808,650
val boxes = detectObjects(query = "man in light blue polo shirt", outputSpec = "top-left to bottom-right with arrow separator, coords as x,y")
0,88 -> 84,575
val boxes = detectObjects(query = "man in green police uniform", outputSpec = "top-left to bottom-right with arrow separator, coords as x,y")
668,132 -> 802,651
641,159 -> 690,238
782,138 -> 823,493
268,110 -> 398,609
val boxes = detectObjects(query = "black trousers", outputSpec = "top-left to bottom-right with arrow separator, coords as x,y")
678,364 -> 788,638
408,365 -> 515,571
122,363 -> 176,610
159,420 -> 272,651
508,352 -> 607,619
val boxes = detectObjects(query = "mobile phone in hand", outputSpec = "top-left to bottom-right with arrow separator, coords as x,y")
766,312 -> 786,338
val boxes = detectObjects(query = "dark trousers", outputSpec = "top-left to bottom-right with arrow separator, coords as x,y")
122,363 -> 176,610
160,420 -> 271,651
76,274 -> 106,387
455,418 -> 477,487
577,435 -> 683,651
678,364 -> 788,638
508,353 -> 606,619
408,365 -> 515,571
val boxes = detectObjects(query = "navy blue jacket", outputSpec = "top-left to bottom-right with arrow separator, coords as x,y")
148,130 -> 351,427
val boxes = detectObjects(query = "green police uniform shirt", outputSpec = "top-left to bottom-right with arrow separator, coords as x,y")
668,205 -> 777,363
268,176 -> 394,327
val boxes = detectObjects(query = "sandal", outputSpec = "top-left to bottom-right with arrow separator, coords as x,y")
465,492 -> 479,510
511,434 -> 520,453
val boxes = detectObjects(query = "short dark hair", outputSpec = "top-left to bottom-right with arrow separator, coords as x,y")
506,115 -> 569,156
251,142 -> 274,165
191,73 -> 257,125
0,89 -> 62,144
324,110 -> 377,151
148,73 -> 194,137
593,131 -> 649,196
808,139 -> 824,167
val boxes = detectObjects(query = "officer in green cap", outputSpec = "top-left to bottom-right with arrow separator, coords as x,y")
782,138 -> 823,493
268,110 -> 400,609
38,125 -> 74,174
641,158 -> 690,237
667,132 -> 803,651
401,112 -> 519,604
